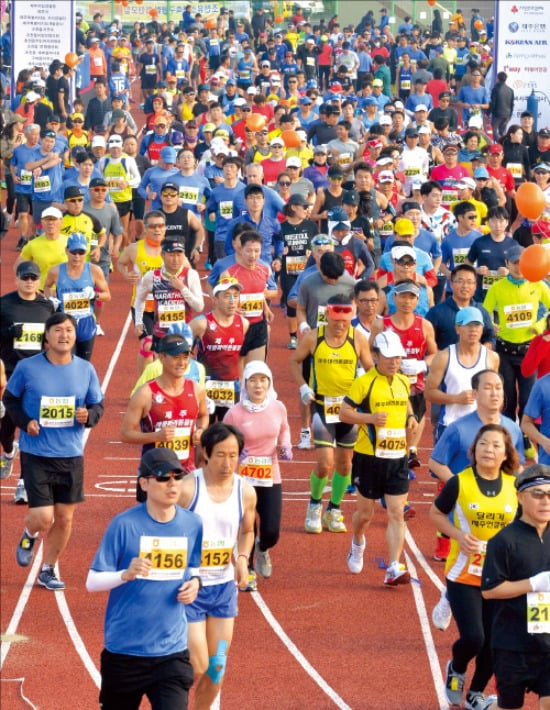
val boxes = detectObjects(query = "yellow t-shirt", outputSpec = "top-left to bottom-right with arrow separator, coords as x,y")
20,234 -> 68,288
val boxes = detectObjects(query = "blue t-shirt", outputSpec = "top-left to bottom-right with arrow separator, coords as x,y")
379,245 -> 434,276
162,173 -> 211,215
138,166 -> 180,209
206,182 -> 246,243
405,93 -> 433,113
441,229 -> 481,291
7,352 -> 103,457
233,185 -> 284,222
523,374 -> 550,465
224,211 -> 282,262
11,143 -> 39,194
26,146 -> 65,203
457,84 -> 489,123
90,503 -> 203,656
431,411 -> 524,474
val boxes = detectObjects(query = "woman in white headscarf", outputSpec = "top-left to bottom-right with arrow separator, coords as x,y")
224,361 -> 292,591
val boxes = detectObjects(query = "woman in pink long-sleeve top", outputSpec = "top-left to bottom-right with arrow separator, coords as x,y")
224,360 -> 292,592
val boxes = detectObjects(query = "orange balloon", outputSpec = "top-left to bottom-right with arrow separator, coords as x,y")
135,0 -> 143,3
65,52 -> 79,68
516,181 -> 546,220
474,19 -> 484,30
205,17 -> 217,29
427,0 -> 436,6
149,7 -> 158,17
121,0 -> 129,6
519,244 -> 550,282
275,15 -> 284,23
281,130 -> 301,148
246,113 -> 266,131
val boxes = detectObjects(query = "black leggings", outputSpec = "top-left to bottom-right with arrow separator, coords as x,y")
446,579 -> 494,693
249,483 -> 282,568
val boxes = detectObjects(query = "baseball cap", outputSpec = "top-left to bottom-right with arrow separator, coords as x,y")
373,331 -> 407,357
402,201 -> 421,213
261,60 -> 270,67
213,143 -> 229,155
488,143 -> 503,154
372,79 -> 383,87
327,165 -> 344,179
270,137 -> 285,147
203,123 -> 215,133
160,146 -> 177,162
418,125 -> 431,135
457,177 -> 476,190
64,185 -> 83,200
138,447 -> 184,479
538,128 -> 550,138
286,156 -> 302,168
299,96 -> 312,105
393,280 -> 420,297
394,219 -> 415,237
233,97 -> 247,107
392,245 -> 416,261
90,177 -> 107,188
363,96 -> 378,106
378,170 -> 394,183
71,112 -> 85,121
161,238 -> 185,252
161,181 -> 180,193
442,143 -> 459,153
455,306 -> 484,325
505,243 -> 525,262
376,156 -> 394,167
287,194 -> 310,207
111,94 -> 124,102
367,139 -> 383,149
247,86 -> 258,95
67,232 -> 88,252
314,145 -> 328,154
342,189 -> 360,206
414,104 -> 428,112
474,166 -> 489,179
515,464 -> 550,491
534,163 -> 550,172
379,115 -> 392,126
411,178 -> 424,190
468,115 -> 484,128
91,135 -> 106,148
16,261 -> 41,278
41,206 -> 63,219
213,276 -> 243,296
107,134 -> 123,145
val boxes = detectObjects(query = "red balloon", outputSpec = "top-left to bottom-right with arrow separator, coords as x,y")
245,113 -> 266,131
281,130 -> 301,148
519,244 -> 550,282
516,182 -> 546,220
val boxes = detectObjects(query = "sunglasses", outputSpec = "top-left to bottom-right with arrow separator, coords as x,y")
524,489 -> 550,500
147,223 -> 165,229
396,259 -> 416,266
257,131 -> 268,135
326,305 -> 353,315
145,472 -> 185,483
155,124 -> 167,128
19,273 -> 39,281
67,197 -> 84,203
465,214 -> 477,220
69,249 -> 87,255
329,176 -> 343,181
242,108 -> 252,112
278,181 -> 290,186
92,187 -> 108,191
72,119 -> 84,124
162,192 -> 178,197
312,237 -> 334,246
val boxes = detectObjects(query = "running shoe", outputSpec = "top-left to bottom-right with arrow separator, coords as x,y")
408,448 -> 421,468
346,483 -> 356,494
464,691 -> 498,710
96,324 -> 105,336
254,542 -> 272,579
432,588 -> 452,631
322,508 -> 347,533
404,504 -> 416,520
16,236 -> 27,251
14,478 -> 28,505
433,534 -> 450,562
240,571 -> 257,592
37,566 -> 65,590
445,660 -> 466,707
347,536 -> 365,574
204,260 -> 213,270
16,530 -> 37,567
305,502 -> 322,533
523,435 -> 537,460
383,562 -> 411,586
287,336 -> 298,349
296,429 -> 314,450
0,441 -> 18,479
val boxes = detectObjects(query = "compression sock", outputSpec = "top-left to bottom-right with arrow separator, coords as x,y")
328,471 -> 351,508
310,471 -> 327,504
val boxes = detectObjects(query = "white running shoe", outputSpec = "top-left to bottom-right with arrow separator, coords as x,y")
347,537 -> 366,573
305,502 -> 322,533
322,508 -> 347,532
0,441 -> 18,480
383,561 -> 411,586
96,324 -> 105,336
14,478 -> 28,504
297,429 -> 314,450
432,588 -> 452,631
254,541 -> 272,578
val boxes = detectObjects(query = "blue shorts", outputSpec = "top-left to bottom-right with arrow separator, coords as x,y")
186,580 -> 238,622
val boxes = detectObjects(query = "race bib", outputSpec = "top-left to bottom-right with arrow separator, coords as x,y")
240,292 -> 264,319
452,247 -> 469,265
467,540 -> 487,577
316,305 -> 327,327
503,303 -> 533,329
13,322 -> 45,351
20,169 -> 33,186
239,455 -> 273,487
219,200 -> 233,219
527,592 -> 550,633
507,162 -> 523,179
201,538 -> 232,571
34,175 -> 51,193
145,64 -> 157,75
175,69 -> 186,79
139,535 -> 187,580
441,189 -> 458,206
205,379 -> 236,408
482,270 -> 501,290
62,291 -> 92,318
306,56 -> 315,66
324,395 -> 343,424
375,427 -> 407,459
337,152 -> 353,168
158,301 -> 186,327
404,167 -> 421,177
286,255 -> 307,274
39,395 -> 75,428
107,176 -> 123,192
94,56 -> 103,67
401,79 -> 411,90
179,186 -> 200,205
155,426 -> 191,460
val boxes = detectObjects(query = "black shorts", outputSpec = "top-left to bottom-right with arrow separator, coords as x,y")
100,648 -> 193,710
410,391 -> 426,421
21,451 -> 84,508
141,74 -> 158,90
493,648 -> 550,709
241,319 -> 268,356
130,306 -> 155,336
351,452 -> 409,499
114,200 -> 132,218
131,188 -> 145,220
16,193 -> 33,213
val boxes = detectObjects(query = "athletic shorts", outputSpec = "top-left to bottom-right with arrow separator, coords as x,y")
21,451 -> 84,508
311,407 -> 357,449
493,649 -> 550,709
130,306 -> 155,336
410,392 -> 426,421
100,648 -> 193,709
241,319 -> 268,356
114,200 -> 132,218
16,193 -> 33,213
140,74 -> 158,90
351,452 -> 409,499
131,188 -> 145,220
185,580 -> 238,622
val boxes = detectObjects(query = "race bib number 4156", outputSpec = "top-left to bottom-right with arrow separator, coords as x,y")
139,535 -> 188,580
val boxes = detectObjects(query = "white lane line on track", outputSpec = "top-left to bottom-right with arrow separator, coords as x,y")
405,528 -> 445,592
404,551 -> 449,710
251,591 -> 352,709
1,314 -> 132,685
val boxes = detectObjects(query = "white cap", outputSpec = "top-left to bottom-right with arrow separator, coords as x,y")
25,91 -> 41,102
468,115 -> 483,128
270,137 -> 285,146
418,125 -> 431,134
391,245 -> 416,261
373,330 -> 407,357
379,115 -> 392,125
108,134 -> 123,145
378,170 -> 394,182
286,156 -> 302,168
458,177 -> 476,190
213,143 -> 229,155
247,86 -> 258,95
233,97 -> 247,107
414,103 -> 428,112
42,206 -> 63,219
91,136 -> 106,147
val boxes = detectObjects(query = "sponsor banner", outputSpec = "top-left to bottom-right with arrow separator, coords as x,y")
495,1 -> 550,126
76,1 -> 250,24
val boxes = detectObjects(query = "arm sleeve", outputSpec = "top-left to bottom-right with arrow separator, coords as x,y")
86,569 -> 126,592
433,474 -> 459,514
134,272 -> 152,326
184,269 -> 205,313
3,389 -> 32,431
127,157 -> 141,188
85,401 -> 104,428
